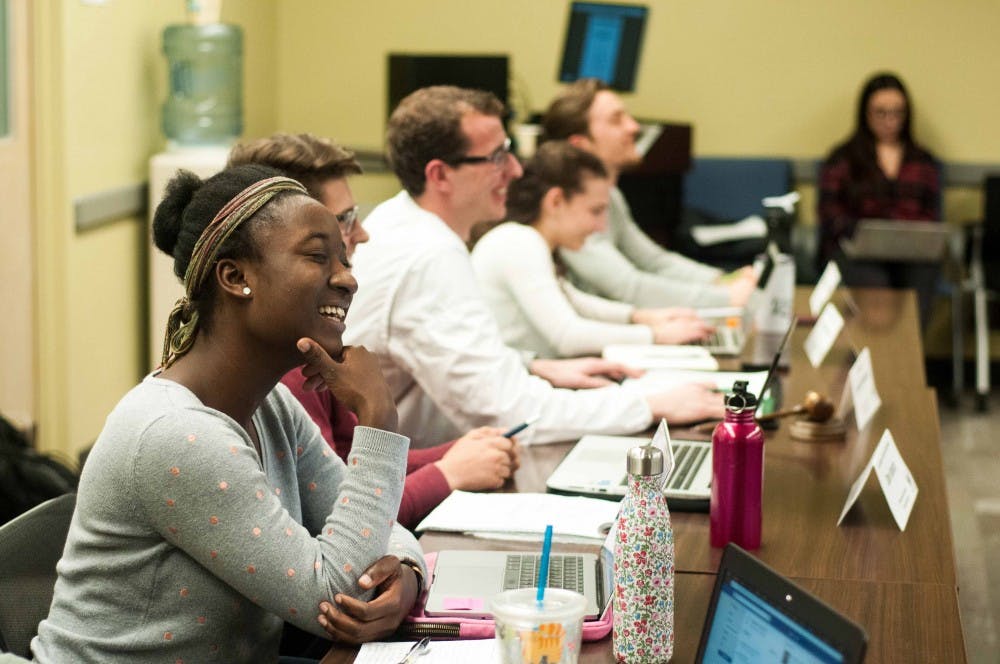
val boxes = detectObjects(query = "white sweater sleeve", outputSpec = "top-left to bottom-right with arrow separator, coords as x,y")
473,226 -> 651,357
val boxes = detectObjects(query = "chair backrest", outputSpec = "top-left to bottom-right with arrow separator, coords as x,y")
0,493 -> 75,656
683,157 -> 793,221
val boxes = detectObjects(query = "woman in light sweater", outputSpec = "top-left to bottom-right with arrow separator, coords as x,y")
471,141 -> 713,359
32,165 -> 425,663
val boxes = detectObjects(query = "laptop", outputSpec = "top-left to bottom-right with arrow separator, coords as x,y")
423,520 -> 616,620
550,320 -> 796,511
696,244 -> 780,355
840,218 -> 951,263
695,544 -> 868,663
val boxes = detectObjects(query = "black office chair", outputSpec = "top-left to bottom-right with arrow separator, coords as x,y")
0,493 -> 75,657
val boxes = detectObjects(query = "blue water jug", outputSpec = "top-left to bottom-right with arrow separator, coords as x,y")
162,23 -> 243,145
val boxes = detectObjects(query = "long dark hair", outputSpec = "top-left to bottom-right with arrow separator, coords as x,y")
827,72 -> 920,202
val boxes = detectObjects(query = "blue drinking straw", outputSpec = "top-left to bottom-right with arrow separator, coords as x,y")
536,525 -> 553,606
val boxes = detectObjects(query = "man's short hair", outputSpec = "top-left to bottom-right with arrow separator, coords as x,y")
540,78 -> 609,144
386,86 -> 505,197
227,133 -> 361,201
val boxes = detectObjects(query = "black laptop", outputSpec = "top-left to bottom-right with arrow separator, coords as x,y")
695,544 -> 868,663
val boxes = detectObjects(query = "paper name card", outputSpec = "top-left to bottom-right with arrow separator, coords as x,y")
809,261 -> 843,316
846,347 -> 882,432
803,303 -> 844,367
650,418 -> 675,490
838,429 -> 918,530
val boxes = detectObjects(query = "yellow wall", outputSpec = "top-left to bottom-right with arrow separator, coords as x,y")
31,0 -> 1000,455
273,0 -> 1000,220
33,0 -> 277,459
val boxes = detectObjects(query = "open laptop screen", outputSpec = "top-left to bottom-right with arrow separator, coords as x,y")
701,578 -> 844,663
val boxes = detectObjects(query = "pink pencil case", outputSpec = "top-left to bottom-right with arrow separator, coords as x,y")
394,552 -> 613,641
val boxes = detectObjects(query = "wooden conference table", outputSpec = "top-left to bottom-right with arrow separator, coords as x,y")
324,288 -> 966,663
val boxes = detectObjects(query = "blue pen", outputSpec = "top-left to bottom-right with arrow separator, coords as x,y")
502,415 -> 540,439
537,524 -> 553,606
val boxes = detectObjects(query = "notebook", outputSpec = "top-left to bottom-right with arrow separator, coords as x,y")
840,218 -> 951,263
695,544 -> 868,663
422,520 -> 617,621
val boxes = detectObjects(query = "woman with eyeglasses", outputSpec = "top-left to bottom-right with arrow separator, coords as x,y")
818,72 -> 941,327
227,135 -> 521,535
470,140 -> 718,360
32,164 -> 426,663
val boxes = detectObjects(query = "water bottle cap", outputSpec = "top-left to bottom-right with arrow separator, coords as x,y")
725,380 -> 758,412
627,445 -> 664,476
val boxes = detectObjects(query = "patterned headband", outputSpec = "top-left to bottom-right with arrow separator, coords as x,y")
160,175 -> 308,368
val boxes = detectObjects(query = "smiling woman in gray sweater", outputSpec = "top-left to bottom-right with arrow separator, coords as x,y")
31,165 -> 425,663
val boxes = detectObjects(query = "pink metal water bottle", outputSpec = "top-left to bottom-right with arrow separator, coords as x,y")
710,380 -> 766,549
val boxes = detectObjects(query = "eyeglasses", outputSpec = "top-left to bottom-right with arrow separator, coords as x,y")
335,205 -> 360,234
447,137 -> 513,169
869,107 -> 907,120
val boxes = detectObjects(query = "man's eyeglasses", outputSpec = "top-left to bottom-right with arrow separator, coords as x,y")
335,205 -> 360,234
447,137 -> 513,169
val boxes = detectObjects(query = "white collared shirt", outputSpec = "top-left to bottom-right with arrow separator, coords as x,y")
345,191 -> 653,446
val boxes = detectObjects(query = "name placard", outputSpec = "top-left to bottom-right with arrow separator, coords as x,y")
803,303 -> 844,368
838,429 -> 918,530
846,347 -> 882,432
809,261 -> 842,316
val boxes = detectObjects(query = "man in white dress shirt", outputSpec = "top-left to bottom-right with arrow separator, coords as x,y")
345,86 -> 723,446
541,79 -> 758,308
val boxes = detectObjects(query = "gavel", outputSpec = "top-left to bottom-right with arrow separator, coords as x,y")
756,390 -> 835,423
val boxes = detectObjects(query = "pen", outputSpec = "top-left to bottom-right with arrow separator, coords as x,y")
502,415 -> 539,438
536,524 -> 553,606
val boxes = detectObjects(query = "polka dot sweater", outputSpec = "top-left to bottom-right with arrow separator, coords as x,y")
32,376 -> 424,663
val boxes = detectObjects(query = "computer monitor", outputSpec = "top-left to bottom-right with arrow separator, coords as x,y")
387,54 -> 509,117
558,2 -> 649,91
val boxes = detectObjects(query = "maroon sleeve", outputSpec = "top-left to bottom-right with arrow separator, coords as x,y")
396,463 -> 453,530
406,439 -> 458,473
279,368 -> 359,462
817,157 -> 857,262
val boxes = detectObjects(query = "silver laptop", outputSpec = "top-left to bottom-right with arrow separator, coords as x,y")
695,245 -> 780,355
423,523 -> 616,620
841,218 -> 951,263
546,432 -> 713,512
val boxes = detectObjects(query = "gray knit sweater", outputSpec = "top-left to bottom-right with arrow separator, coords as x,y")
32,376 -> 423,663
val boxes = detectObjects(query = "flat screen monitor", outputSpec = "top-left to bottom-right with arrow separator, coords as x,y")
387,54 -> 509,118
558,2 -> 648,91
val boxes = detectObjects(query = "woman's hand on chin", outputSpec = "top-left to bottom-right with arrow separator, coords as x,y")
296,338 -> 398,432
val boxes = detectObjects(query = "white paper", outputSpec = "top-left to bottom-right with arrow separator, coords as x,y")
602,344 -> 719,371
355,638 -> 500,663
809,261 -> 843,316
690,215 -> 767,246
649,419 -> 675,489
871,430 -> 919,530
838,429 -> 918,530
415,491 -> 621,542
847,347 -> 882,432
635,123 -> 663,157
803,303 -> 844,368
621,369 -> 768,398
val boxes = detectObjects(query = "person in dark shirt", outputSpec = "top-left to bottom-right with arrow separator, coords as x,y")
818,72 -> 941,328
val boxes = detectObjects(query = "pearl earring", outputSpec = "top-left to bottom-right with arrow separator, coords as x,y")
242,286 -> 252,296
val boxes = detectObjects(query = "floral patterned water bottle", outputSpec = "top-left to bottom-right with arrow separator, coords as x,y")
613,445 -> 674,663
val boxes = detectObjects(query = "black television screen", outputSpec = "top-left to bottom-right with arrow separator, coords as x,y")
558,2 -> 648,91
387,54 -> 509,118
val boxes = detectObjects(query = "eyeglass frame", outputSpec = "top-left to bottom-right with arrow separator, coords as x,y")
444,136 -> 513,169
335,205 -> 360,234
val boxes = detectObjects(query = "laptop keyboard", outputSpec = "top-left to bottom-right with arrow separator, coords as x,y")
617,442 -> 709,493
503,554 -> 585,592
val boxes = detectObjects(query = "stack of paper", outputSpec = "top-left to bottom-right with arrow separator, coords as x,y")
356,639 -> 500,663
621,369 -> 768,397
602,344 -> 719,371
415,491 -> 620,543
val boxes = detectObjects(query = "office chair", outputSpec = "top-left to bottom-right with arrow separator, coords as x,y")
0,493 -> 75,657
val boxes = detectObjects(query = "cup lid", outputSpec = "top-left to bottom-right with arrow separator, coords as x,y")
490,587 -> 587,624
